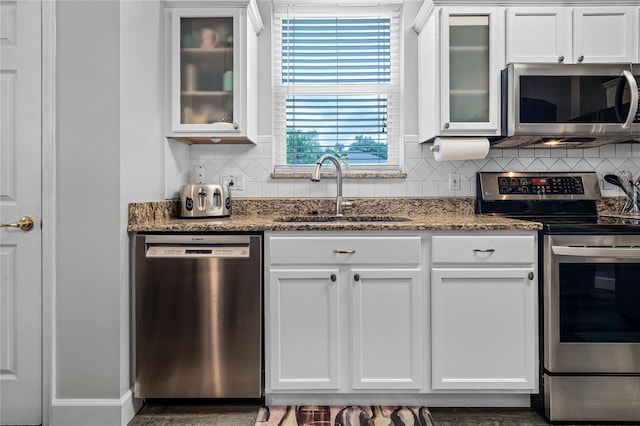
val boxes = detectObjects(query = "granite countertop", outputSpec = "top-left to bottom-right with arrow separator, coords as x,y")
128,198 -> 543,232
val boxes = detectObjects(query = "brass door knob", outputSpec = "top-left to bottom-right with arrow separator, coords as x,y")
0,216 -> 34,232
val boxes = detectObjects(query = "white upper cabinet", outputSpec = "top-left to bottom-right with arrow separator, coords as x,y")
506,8 -> 572,63
413,5 -> 504,142
164,0 -> 263,144
506,6 -> 639,64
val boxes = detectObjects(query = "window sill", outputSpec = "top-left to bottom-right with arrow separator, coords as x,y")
271,171 -> 407,179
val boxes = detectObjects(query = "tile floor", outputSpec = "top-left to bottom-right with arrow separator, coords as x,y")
127,403 -> 556,425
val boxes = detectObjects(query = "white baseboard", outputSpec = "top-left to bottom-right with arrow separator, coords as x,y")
51,389 -> 143,426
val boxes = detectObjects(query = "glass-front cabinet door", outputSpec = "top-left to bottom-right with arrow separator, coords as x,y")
178,15 -> 236,128
165,3 -> 262,144
439,8 -> 502,136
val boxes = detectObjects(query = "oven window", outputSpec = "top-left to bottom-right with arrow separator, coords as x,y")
559,263 -> 640,342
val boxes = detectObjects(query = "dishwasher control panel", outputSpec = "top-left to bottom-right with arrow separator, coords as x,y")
146,245 -> 250,258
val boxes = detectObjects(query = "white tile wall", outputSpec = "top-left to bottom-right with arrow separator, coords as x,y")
165,136 -> 640,199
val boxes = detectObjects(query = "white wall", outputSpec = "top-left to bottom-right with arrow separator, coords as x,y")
164,0 -> 640,200
56,0 -> 122,399
53,0 -> 163,424
119,0 -> 165,400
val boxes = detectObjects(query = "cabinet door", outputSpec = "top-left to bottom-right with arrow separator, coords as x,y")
574,7 -> 638,63
267,268 -> 340,390
350,268 -> 422,390
168,8 -> 242,135
506,7 -> 571,63
431,267 -> 537,391
439,7 -> 502,136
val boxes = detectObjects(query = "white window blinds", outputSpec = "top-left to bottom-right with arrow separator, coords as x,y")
272,3 -> 403,170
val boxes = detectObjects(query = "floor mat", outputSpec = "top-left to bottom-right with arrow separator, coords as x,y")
255,406 -> 434,425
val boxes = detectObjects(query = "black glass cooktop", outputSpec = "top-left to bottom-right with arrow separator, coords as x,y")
494,214 -> 640,234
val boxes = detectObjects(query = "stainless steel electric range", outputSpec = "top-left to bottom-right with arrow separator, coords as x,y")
476,171 -> 640,424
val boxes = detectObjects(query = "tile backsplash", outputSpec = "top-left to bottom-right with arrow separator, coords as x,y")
165,136 -> 640,200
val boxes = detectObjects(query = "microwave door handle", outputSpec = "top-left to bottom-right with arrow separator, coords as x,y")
615,70 -> 639,130
552,245 -> 640,258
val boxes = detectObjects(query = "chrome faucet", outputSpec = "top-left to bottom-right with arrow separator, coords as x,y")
311,154 -> 353,216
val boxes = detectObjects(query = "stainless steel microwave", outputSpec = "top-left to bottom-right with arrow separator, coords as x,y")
494,63 -> 640,148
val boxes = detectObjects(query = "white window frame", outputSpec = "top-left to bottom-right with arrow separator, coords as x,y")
272,1 -> 404,174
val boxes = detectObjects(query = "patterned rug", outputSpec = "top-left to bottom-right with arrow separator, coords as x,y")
255,406 -> 434,425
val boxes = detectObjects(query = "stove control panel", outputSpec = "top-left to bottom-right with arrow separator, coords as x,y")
477,172 -> 601,201
498,176 -> 585,195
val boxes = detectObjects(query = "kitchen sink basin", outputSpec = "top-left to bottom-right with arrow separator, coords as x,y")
275,215 -> 412,223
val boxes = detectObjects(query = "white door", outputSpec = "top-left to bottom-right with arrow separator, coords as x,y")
0,0 -> 42,424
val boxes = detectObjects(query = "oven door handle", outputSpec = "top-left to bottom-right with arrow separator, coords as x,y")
552,245 -> 640,258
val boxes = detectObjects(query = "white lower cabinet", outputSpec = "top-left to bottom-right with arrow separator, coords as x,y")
266,232 -> 424,393
350,268 -> 422,390
265,230 -> 539,401
268,268 -> 341,390
431,232 -> 538,392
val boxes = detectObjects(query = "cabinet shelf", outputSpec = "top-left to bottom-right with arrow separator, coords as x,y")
450,89 -> 489,95
181,47 -> 233,54
181,91 -> 233,97
449,45 -> 489,52
170,136 -> 256,145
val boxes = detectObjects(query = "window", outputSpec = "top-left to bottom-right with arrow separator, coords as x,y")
272,2 -> 403,172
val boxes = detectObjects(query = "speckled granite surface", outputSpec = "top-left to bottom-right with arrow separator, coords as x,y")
128,197 -> 542,232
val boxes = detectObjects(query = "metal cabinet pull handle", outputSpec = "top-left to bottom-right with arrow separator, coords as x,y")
354,273 -> 360,282
578,55 -> 584,62
443,122 -> 450,129
330,274 -> 337,282
334,249 -> 356,254
558,55 -> 564,62
0,216 -> 34,232
528,272 -> 535,280
233,122 -> 239,129
473,248 -> 495,253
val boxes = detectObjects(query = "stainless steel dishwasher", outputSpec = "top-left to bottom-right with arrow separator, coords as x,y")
134,234 -> 262,398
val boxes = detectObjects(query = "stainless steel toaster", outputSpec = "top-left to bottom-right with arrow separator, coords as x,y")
179,184 -> 231,218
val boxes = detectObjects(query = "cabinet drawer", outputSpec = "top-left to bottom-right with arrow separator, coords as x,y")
432,235 -> 535,264
269,236 -> 421,265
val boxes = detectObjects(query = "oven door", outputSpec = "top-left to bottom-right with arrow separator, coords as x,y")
544,234 -> 640,373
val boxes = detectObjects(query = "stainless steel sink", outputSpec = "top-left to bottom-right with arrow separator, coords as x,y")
275,215 -> 412,223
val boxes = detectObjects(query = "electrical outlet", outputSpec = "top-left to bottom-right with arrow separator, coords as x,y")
195,166 -> 205,183
449,172 -> 461,191
221,173 -> 244,192
231,173 -> 244,191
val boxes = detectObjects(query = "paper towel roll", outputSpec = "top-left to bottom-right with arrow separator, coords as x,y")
431,137 -> 490,161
